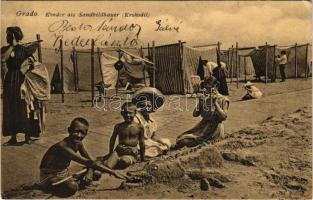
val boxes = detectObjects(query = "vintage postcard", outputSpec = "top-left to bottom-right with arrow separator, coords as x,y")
1,1 -> 312,199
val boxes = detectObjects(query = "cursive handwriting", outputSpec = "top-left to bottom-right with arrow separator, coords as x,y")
155,19 -> 181,32
48,19 -> 142,48
48,19 -> 141,36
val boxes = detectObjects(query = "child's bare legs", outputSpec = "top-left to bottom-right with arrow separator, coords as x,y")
118,155 -> 135,169
104,152 -> 134,169
103,151 -> 119,169
45,177 -> 78,197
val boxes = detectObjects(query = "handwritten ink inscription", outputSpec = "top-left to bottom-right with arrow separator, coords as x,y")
48,19 -> 142,48
155,19 -> 181,32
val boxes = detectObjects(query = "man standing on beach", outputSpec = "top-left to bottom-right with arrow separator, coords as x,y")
277,51 -> 288,82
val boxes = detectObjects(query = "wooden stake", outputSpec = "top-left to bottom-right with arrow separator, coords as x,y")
91,39 -> 95,107
116,51 -> 121,95
273,45 -> 276,81
36,34 -> 44,135
147,43 -> 150,58
265,42 -> 268,84
36,34 -> 42,62
152,41 -> 156,88
60,40 -> 64,103
97,47 -> 103,77
305,43 -> 309,78
72,47 -> 78,92
238,55 -> 241,78
75,48 -> 79,91
236,42 -> 238,88
139,45 -> 147,86
227,48 -> 230,78
217,41 -> 221,64
295,43 -> 298,79
244,56 -> 247,82
179,40 -> 185,94
230,45 -> 234,83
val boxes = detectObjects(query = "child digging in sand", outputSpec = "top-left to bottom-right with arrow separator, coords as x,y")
103,102 -> 145,169
39,117 -> 124,197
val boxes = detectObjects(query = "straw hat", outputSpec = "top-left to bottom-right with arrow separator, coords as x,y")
244,81 -> 254,87
132,87 -> 165,111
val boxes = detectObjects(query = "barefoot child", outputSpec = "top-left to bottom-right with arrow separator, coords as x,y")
103,102 -> 145,169
39,117 -> 124,197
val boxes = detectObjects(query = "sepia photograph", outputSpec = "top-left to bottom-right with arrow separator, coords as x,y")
1,1 -> 312,199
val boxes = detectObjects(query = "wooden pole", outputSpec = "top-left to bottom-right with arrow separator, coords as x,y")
227,48 -> 230,78
273,45 -> 276,81
305,43 -> 309,78
147,43 -> 150,58
91,39 -> 95,107
119,48 -> 153,65
244,56 -> 247,82
36,34 -> 44,134
265,42 -> 268,84
60,40 -> 64,103
97,47 -> 105,83
140,46 -> 144,57
179,40 -> 185,94
75,48 -> 79,91
36,34 -> 42,62
295,43 -> 298,79
238,55 -> 241,78
72,47 -> 78,92
152,41 -> 156,88
139,45 -> 147,86
115,51 -> 121,95
236,42 -> 239,88
217,41 -> 221,63
230,45 -> 234,83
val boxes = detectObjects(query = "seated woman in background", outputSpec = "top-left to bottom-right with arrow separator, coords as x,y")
175,76 -> 229,149
242,81 -> 263,100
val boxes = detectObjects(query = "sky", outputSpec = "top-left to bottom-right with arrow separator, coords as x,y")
1,1 -> 312,50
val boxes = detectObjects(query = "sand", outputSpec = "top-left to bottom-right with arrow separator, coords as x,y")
1,78 -> 312,199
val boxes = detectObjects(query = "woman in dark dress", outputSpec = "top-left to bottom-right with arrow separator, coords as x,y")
1,26 -> 40,144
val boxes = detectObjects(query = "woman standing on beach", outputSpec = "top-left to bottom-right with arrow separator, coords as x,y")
1,26 -> 40,144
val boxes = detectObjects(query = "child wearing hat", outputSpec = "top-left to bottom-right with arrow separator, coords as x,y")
242,81 -> 262,100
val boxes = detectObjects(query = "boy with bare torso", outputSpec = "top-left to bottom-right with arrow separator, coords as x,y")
39,117 -> 124,197
103,102 -> 145,169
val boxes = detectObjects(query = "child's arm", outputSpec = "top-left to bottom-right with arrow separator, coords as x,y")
78,143 -> 93,160
213,97 -> 229,121
193,98 -> 203,117
139,126 -> 145,161
109,125 -> 119,155
59,142 -> 94,167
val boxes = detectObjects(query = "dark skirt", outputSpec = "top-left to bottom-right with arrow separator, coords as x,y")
213,67 -> 229,96
2,69 -> 40,137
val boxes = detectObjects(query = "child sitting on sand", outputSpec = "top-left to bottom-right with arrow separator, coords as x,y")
242,81 -> 262,100
39,117 -> 124,197
103,102 -> 145,169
